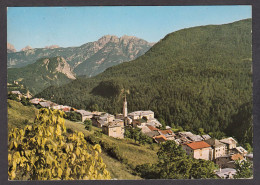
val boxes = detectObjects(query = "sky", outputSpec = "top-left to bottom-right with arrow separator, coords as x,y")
7,6 -> 252,51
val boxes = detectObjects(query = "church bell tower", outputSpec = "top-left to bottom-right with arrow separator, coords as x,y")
123,95 -> 128,118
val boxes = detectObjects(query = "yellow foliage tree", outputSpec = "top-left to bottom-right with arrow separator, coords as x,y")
8,108 -> 111,180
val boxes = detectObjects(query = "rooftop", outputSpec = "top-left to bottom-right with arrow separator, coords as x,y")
220,137 -> 237,145
154,135 -> 167,143
205,138 -> 225,147
147,125 -> 159,131
186,141 -> 211,150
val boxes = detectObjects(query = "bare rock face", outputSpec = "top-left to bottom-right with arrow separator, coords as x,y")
21,45 -> 33,51
7,43 -> 17,53
45,45 -> 60,49
55,57 -> 76,79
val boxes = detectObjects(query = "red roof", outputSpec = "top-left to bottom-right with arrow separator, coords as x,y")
160,129 -> 174,135
186,141 -> 211,150
147,125 -> 159,131
153,135 -> 167,143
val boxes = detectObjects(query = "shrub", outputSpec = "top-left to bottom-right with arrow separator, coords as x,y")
8,108 -> 110,180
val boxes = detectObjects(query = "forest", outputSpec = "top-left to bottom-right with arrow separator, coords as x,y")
37,19 -> 252,146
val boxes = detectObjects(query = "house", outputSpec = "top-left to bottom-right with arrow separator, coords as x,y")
92,119 -> 106,128
10,91 -> 22,100
146,118 -> 162,128
99,113 -> 115,123
39,101 -> 58,109
61,106 -> 71,112
215,168 -> 237,179
115,114 -> 124,120
231,146 -> 248,156
102,122 -> 124,139
158,129 -> 175,140
132,119 -> 147,127
215,153 -> 244,168
52,105 -> 63,110
182,141 -> 212,160
145,130 -> 161,138
205,138 -> 226,160
30,98 -> 43,104
128,110 -> 154,120
153,135 -> 167,143
201,134 -> 211,140
220,137 -> 237,152
76,110 -> 93,122
137,125 -> 152,134
177,132 -> 194,139
188,135 -> 203,142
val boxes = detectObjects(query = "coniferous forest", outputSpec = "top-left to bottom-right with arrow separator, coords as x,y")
37,19 -> 252,146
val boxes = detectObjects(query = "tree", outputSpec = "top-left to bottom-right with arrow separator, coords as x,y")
136,140 -> 217,179
65,111 -> 81,122
21,97 -> 32,106
157,141 -> 193,179
84,119 -> 92,131
234,160 -> 253,179
8,108 -> 110,180
190,160 -> 217,179
132,128 -> 141,143
8,93 -> 19,101
244,143 -> 253,153
158,118 -> 166,130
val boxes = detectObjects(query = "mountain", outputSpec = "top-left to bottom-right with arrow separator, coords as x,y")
37,19 -> 252,144
45,45 -> 60,49
73,35 -> 154,77
8,56 -> 76,94
7,35 -> 154,77
21,45 -> 33,51
7,43 -> 17,53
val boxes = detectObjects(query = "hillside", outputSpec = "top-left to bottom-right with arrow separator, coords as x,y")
7,99 -> 38,130
7,35 -> 153,77
7,100 -> 158,179
8,56 -> 76,94
37,19 -> 252,144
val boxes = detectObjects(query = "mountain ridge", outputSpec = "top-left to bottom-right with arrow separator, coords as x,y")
7,35 -> 154,77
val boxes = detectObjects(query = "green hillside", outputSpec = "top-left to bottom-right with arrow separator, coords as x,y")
8,99 -> 38,130
37,19 -> 252,144
8,56 -> 75,94
7,101 -> 158,179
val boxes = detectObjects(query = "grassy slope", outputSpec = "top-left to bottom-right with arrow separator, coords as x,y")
65,119 -> 159,179
7,99 -> 38,129
7,101 -> 157,179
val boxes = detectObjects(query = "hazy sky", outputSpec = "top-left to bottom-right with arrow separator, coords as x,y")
7,6 -> 251,51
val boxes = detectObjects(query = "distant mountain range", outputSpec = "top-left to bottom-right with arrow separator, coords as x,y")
7,35 -> 154,77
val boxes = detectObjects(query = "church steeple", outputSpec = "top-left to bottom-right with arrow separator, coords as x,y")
123,95 -> 127,118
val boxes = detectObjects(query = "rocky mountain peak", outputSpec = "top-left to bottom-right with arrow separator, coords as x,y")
45,45 -> 60,49
21,45 -> 33,52
7,43 -> 17,53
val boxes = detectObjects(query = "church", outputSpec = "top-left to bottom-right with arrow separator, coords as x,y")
102,95 -> 161,139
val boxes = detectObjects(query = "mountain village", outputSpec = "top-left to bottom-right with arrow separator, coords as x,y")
9,90 -> 253,179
